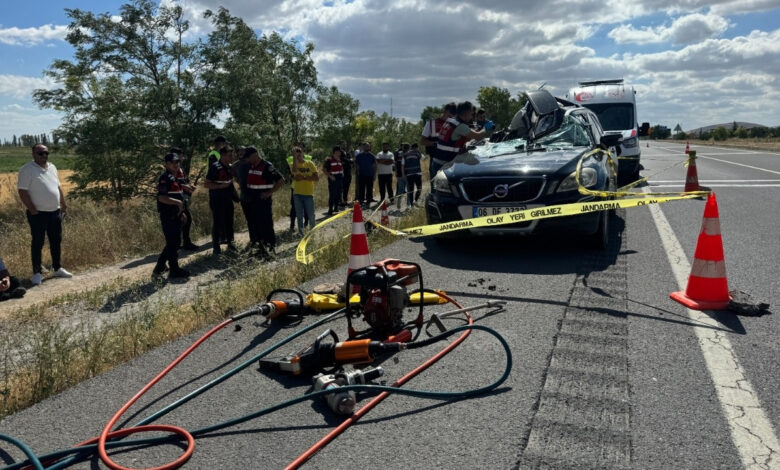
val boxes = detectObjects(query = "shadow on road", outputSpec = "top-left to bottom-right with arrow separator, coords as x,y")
415,214 -> 626,275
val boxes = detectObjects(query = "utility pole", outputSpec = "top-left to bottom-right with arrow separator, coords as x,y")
390,97 -> 393,119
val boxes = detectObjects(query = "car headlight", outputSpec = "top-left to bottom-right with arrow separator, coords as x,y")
623,137 -> 638,148
557,168 -> 597,192
432,171 -> 452,194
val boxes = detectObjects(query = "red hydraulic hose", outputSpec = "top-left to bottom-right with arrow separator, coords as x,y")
88,318 -> 234,470
285,292 -> 469,469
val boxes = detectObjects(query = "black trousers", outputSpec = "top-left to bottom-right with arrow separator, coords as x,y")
356,175 -> 374,206
26,209 -> 62,274
342,174 -> 352,204
210,197 -> 234,247
255,198 -> 276,248
407,174 -> 423,203
377,174 -> 394,202
157,212 -> 182,270
240,200 -> 257,244
181,196 -> 193,244
328,176 -> 344,213
289,188 -> 309,230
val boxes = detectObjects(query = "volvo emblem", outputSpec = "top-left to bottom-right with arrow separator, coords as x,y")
493,184 -> 509,199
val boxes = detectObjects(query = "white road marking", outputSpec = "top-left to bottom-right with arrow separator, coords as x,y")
649,185 -> 780,188
650,180 -> 780,183
648,146 -> 780,176
645,189 -> 780,469
653,144 -> 780,156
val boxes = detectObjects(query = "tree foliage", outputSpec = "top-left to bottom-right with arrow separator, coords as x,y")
34,0 -> 219,202
476,86 -> 526,130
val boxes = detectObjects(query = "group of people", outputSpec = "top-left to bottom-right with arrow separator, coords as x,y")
3,102 -> 494,292
420,101 -> 495,177
155,138 -> 285,280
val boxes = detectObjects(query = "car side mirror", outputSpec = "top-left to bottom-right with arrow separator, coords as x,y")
600,134 -> 622,148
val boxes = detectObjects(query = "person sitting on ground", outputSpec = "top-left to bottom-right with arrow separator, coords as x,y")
0,257 -> 26,301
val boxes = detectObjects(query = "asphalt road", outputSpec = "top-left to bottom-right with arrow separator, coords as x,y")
1,142 -> 778,469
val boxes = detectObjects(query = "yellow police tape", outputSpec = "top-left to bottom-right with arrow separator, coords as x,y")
295,150 -> 708,264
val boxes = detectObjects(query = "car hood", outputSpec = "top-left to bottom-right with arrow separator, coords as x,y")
443,143 -> 589,179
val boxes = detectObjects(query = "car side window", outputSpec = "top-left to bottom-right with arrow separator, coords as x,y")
589,113 -> 606,143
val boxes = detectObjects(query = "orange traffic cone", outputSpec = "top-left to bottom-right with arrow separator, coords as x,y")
684,150 -> 700,192
670,192 -> 731,310
380,200 -> 390,226
684,141 -> 690,154
347,201 -> 371,292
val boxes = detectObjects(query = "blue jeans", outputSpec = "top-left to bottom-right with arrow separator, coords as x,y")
293,194 -> 315,233
395,178 -> 409,208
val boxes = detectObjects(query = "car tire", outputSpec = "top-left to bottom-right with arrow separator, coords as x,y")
588,210 -> 609,250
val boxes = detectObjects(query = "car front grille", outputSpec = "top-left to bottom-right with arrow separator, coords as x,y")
459,177 -> 545,203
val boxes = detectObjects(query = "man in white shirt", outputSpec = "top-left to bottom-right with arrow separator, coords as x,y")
375,142 -> 395,203
17,143 -> 72,286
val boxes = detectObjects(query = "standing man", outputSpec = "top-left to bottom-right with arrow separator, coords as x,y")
153,153 -> 190,279
323,146 -> 345,216
204,146 -> 237,255
232,148 -> 258,251
474,109 -> 495,133
0,257 -> 26,301
376,142 -> 395,203
403,143 -> 424,206
420,103 -> 456,176
170,147 -> 198,251
208,135 -> 227,166
17,143 -> 72,286
433,101 -> 487,176
394,143 -> 410,209
354,142 -> 376,208
291,147 -> 319,234
339,140 -> 353,208
244,146 -> 284,255
286,144 -> 313,233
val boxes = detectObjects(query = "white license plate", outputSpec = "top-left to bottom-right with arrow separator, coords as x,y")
458,205 -> 539,219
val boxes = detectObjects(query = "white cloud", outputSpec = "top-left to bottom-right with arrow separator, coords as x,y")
0,75 -> 57,99
0,24 -> 68,46
609,13 -> 729,44
3,0 -> 780,138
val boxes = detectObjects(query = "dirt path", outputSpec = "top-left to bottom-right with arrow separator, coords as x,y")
0,200 -> 402,318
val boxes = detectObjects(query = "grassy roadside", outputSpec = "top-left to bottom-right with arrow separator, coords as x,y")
0,205 -> 425,419
664,138 -> 780,153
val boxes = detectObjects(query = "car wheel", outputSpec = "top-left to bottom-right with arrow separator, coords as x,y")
588,210 -> 609,250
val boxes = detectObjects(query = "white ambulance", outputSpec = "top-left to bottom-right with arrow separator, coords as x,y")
565,79 -> 641,183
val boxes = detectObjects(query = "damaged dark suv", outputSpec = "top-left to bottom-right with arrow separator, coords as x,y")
424,89 -> 621,249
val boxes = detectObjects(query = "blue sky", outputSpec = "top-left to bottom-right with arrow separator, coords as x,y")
1,0 -> 779,141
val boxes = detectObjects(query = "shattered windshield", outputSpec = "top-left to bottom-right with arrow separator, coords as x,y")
472,114 -> 592,158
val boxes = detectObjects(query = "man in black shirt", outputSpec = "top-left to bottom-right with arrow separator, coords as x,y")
154,153 -> 190,279
339,140 -> 353,208
242,146 -> 284,257
204,146 -> 237,255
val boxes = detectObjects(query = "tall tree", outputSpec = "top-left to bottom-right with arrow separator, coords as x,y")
34,0 -> 220,202
310,85 -> 360,150
476,86 -> 526,130
202,9 -> 319,165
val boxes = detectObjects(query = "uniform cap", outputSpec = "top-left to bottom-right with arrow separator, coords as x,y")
214,135 -> 227,143
164,153 -> 181,162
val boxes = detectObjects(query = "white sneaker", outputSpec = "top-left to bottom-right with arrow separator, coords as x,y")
53,267 -> 73,278
32,272 -> 42,285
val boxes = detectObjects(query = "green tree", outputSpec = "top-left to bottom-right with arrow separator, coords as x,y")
203,9 -> 319,166
711,126 -> 728,141
476,86 -> 526,130
34,0 -> 220,201
310,85 -> 360,152
420,105 -> 442,123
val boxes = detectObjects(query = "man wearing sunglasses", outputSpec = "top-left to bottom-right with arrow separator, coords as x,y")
17,144 -> 72,286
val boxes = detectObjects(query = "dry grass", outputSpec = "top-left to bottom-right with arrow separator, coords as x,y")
0,175 -> 341,277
